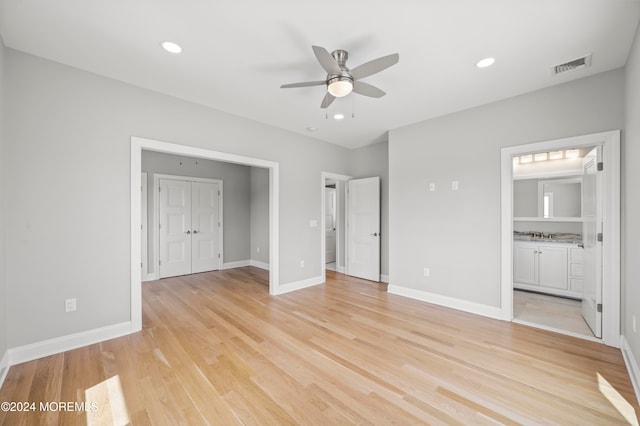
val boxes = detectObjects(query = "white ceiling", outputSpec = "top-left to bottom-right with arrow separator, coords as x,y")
1,0 -> 639,149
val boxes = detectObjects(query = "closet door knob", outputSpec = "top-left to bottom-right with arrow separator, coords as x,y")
185,230 -> 191,235
193,230 -> 199,234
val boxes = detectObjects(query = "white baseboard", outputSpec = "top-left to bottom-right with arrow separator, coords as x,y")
387,285 -> 503,320
621,335 -> 640,406
250,260 -> 270,270
0,350 -> 10,390
274,275 -> 324,295
222,260 -> 250,270
381,274 -> 389,283
142,272 -> 158,282
8,321 -> 133,366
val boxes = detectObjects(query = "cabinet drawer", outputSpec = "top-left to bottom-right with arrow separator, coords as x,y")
570,278 -> 583,293
570,263 -> 584,277
570,248 -> 584,263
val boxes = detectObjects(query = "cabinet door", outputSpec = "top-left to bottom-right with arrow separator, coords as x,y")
514,244 -> 538,285
538,246 -> 568,289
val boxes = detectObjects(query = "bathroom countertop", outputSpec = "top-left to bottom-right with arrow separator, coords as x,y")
513,232 -> 582,245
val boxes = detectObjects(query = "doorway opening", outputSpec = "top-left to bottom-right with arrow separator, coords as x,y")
500,130 -> 620,347
321,172 -> 382,283
321,172 -> 350,282
131,136 -> 280,333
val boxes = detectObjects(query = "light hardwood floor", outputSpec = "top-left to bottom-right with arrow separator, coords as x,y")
513,290 -> 595,337
0,267 -> 638,425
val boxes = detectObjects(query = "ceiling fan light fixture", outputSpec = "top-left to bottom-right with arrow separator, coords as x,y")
327,76 -> 353,97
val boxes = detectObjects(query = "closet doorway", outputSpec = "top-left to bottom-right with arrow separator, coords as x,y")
157,176 -> 223,278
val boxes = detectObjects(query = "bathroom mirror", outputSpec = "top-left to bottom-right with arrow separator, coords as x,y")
514,176 -> 582,218
538,178 -> 582,218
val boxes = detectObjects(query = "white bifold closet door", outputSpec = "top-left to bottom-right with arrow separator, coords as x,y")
159,179 -> 220,278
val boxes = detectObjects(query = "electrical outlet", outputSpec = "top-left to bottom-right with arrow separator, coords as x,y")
423,268 -> 430,277
429,183 -> 436,192
65,298 -> 77,313
300,260 -> 305,268
452,181 -> 459,191
257,247 -> 260,253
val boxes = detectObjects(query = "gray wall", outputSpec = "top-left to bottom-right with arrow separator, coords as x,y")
389,69 -> 624,307
250,167 -> 269,265
0,36 -> 7,360
624,24 -> 640,370
4,49 -> 349,348
142,151 -> 253,269
349,141 -> 389,277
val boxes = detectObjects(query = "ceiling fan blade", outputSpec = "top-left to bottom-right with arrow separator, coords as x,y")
353,81 -> 386,98
312,45 -> 342,74
280,81 -> 326,89
350,53 -> 399,80
321,92 -> 336,109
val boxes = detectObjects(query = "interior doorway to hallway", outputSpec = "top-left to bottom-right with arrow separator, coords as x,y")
321,172 -> 350,281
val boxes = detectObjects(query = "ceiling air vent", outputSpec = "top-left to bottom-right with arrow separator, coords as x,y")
552,54 -> 592,76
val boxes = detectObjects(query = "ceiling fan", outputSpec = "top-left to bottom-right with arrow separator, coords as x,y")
280,45 -> 399,109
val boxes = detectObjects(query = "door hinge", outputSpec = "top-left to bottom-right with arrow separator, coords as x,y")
597,232 -> 603,242
218,190 -> 221,196
597,303 -> 602,313
159,223 -> 162,229
597,162 -> 603,171
141,262 -> 143,268
159,186 -> 161,192
218,253 -> 221,258
218,221 -> 221,227
159,259 -> 162,266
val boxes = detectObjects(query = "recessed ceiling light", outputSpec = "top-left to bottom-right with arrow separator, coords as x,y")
306,126 -> 317,132
333,113 -> 345,120
161,41 -> 182,54
476,57 -> 495,68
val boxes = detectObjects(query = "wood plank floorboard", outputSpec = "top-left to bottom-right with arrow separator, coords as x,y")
0,267 -> 638,425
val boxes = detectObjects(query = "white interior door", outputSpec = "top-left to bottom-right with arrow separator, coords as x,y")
191,181 -> 220,273
347,177 -> 380,282
159,179 -> 192,278
582,147 -> 603,338
325,187 -> 337,264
